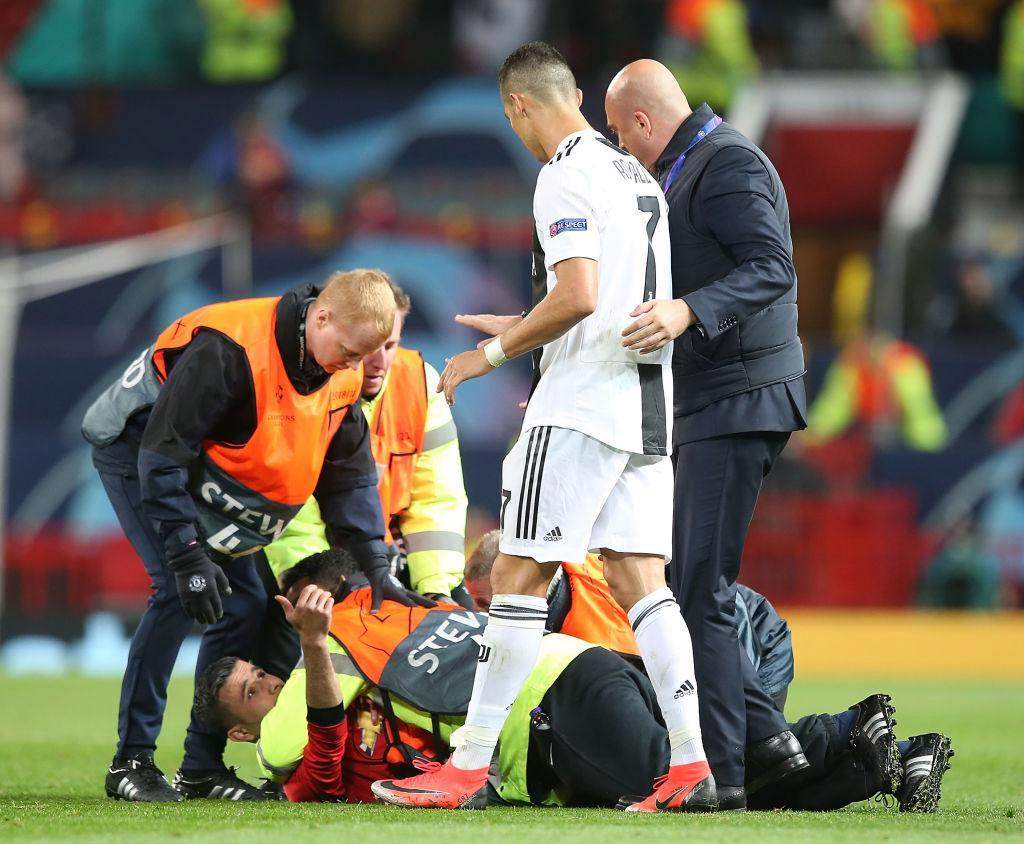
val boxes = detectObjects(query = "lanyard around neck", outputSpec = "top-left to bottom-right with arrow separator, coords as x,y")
661,115 -> 722,193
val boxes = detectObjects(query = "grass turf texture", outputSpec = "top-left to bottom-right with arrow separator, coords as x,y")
1,675 -> 1021,842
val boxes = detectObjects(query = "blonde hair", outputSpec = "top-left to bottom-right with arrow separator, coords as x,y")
317,268 -> 396,340
389,279 -> 411,316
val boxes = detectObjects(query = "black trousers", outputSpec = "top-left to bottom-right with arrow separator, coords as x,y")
671,431 -> 791,786
93,439 -> 267,771
749,713 -> 881,810
527,647 -> 668,806
528,649 -> 879,811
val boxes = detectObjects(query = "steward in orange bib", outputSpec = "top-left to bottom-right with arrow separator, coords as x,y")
263,281 -> 469,603
82,270 -> 431,804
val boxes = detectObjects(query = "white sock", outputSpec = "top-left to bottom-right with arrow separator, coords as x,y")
627,587 -> 706,766
451,593 -> 548,770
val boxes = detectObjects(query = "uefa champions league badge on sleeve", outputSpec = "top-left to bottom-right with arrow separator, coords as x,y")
549,218 -> 588,237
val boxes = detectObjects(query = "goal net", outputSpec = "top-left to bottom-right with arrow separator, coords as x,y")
0,215 -> 251,631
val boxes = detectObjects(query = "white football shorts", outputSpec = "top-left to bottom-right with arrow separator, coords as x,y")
498,425 -> 672,563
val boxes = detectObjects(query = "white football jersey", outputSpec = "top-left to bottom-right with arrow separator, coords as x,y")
522,129 -> 673,455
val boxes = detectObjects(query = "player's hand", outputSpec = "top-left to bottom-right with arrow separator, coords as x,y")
365,564 -> 437,613
455,313 -> 522,336
621,299 -> 694,354
168,542 -> 232,625
275,584 -> 333,643
437,347 -> 492,406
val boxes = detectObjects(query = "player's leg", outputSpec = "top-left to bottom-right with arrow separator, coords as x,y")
372,427 -> 623,809
92,442 -> 189,802
452,550 -> 556,772
591,453 -> 715,812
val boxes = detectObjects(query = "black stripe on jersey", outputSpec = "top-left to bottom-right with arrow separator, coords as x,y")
529,427 -> 552,540
637,196 -> 668,456
516,427 -> 541,539
550,136 -> 582,163
527,229 -> 546,404
595,136 -> 630,156
639,364 -> 668,456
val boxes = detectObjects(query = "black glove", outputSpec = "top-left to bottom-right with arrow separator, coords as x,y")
168,542 -> 231,625
449,582 -> 479,611
365,561 -> 436,613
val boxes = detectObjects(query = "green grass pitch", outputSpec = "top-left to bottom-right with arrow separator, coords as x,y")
1,674 -> 1021,842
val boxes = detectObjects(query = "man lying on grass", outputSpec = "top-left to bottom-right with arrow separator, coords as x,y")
196,549 -> 677,807
463,532 -> 954,814
195,550 -> 951,811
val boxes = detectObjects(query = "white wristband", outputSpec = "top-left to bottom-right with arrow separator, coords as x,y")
483,337 -> 508,368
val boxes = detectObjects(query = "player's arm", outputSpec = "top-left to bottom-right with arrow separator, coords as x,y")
257,653 -> 368,797
275,586 -> 346,802
437,258 -> 597,405
438,164 -> 600,404
493,258 -> 598,358
138,330 -> 250,623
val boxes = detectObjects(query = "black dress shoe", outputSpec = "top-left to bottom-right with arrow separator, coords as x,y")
745,730 -> 810,794
716,785 -> 747,811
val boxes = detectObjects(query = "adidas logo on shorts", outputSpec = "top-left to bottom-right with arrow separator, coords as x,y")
543,527 -> 563,542
673,680 -> 695,699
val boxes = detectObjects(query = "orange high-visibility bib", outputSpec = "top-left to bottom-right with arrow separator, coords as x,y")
368,347 -> 428,543
557,557 -> 640,657
82,296 -> 362,557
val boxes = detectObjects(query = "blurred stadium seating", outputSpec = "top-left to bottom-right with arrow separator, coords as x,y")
1,0 -> 1023,667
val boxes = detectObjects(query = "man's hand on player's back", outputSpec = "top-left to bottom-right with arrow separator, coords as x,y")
621,298 -> 695,354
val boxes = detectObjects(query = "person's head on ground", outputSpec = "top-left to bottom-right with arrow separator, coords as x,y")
361,279 -> 411,399
278,548 -> 357,605
498,41 -> 587,163
195,656 -> 283,743
464,529 -> 501,610
605,59 -> 692,170
306,269 -> 396,374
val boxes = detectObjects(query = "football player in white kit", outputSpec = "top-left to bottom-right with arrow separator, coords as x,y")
372,41 -> 714,813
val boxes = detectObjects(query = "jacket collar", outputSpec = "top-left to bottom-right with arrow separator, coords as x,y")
653,102 -> 717,182
275,283 -> 330,395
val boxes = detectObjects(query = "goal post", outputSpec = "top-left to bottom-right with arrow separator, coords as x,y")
0,214 -> 252,627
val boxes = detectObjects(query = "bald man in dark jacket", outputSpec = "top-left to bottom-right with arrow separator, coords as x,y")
606,60 -> 808,810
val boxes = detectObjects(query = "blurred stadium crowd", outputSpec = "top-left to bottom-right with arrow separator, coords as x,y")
1,0 -> 1023,662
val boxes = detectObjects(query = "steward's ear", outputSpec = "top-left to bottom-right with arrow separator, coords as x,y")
576,88 -> 583,107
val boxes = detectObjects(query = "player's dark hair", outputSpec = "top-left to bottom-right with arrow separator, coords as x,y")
279,548 -> 358,596
498,41 -> 576,103
194,656 -> 241,731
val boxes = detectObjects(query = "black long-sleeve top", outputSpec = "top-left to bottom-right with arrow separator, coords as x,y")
124,284 -> 386,567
